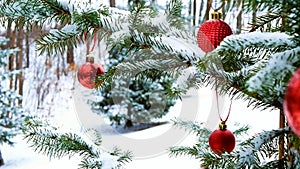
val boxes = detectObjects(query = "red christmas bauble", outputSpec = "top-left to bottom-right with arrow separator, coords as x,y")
209,123 -> 235,155
77,56 -> 105,89
284,68 -> 300,137
197,19 -> 232,53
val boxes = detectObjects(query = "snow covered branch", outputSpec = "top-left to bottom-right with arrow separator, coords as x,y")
23,117 -> 132,169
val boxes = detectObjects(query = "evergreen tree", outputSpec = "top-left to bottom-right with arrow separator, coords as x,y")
0,37 -> 25,166
1,0 -> 300,168
91,0 -> 176,128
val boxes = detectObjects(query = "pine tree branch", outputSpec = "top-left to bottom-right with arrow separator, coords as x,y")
24,122 -> 97,159
23,117 -> 132,169
172,119 -> 211,137
0,0 -> 71,26
165,0 -> 185,29
197,32 -> 298,110
35,24 -> 82,55
114,59 -> 185,75
247,47 -> 300,107
248,12 -> 282,32
131,31 -> 201,63
169,146 -> 199,158
237,127 -> 290,168
243,0 -> 285,12
170,119 -> 292,168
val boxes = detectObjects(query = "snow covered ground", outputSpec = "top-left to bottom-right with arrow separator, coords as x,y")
1,80 -> 279,169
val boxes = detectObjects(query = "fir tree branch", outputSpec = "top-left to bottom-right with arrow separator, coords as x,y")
0,0 -> 71,26
35,24 -> 82,55
165,0 -> 185,29
131,31 -> 201,63
169,146 -> 199,158
23,117 -> 132,169
24,120 -> 97,159
217,32 -> 295,53
237,127 -> 290,168
232,125 -> 251,137
246,47 -> 300,107
114,59 -> 185,75
244,0 -> 284,12
197,32 -> 297,110
171,119 -> 211,137
248,12 -> 282,32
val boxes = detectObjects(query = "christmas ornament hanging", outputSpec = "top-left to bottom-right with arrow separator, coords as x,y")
197,11 -> 233,53
77,55 -> 105,89
284,68 -> 300,137
209,121 -> 236,155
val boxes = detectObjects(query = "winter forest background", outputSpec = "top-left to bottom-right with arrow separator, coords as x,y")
0,0 -> 300,169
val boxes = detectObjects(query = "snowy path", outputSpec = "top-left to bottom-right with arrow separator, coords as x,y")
1,82 -> 278,169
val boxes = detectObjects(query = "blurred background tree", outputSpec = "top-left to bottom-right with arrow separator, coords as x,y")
0,37 -> 25,166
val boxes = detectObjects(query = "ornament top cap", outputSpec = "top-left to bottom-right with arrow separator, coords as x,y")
86,54 -> 95,63
219,121 -> 227,130
210,11 -> 222,20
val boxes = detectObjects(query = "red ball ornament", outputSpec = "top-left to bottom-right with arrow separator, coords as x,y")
77,55 -> 105,89
197,12 -> 233,53
209,122 -> 235,155
284,68 -> 300,137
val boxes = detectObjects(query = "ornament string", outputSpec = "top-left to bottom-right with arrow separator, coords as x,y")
215,82 -> 232,123
83,32 -> 97,54
208,0 -> 226,11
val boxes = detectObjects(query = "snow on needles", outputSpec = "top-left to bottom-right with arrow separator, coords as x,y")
58,0 -> 107,13
219,32 -> 296,52
247,47 -> 300,94
57,0 -> 130,16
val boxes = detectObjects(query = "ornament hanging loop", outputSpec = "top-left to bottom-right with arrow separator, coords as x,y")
208,0 -> 226,12
83,31 -> 97,54
215,81 -> 233,124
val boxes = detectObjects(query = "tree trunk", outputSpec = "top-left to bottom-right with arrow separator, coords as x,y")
67,44 -> 75,66
278,109 -> 285,169
6,21 -> 16,117
110,0 -> 115,7
57,54 -> 60,80
198,0 -> 204,24
0,150 -> 4,166
125,119 -> 133,128
236,0 -> 243,34
125,105 -> 134,128
16,27 -> 24,104
5,20 -> 12,49
8,26 -> 16,90
25,26 -> 30,68
251,1 -> 257,29
193,0 -> 197,26
203,0 -> 210,22
188,0 -> 192,27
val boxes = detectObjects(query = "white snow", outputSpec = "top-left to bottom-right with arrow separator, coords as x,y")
247,47 -> 300,92
1,83 -> 279,169
219,32 -> 295,52
58,0 -> 108,13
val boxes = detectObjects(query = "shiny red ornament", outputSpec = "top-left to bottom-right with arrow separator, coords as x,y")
209,122 -> 235,155
77,55 -> 105,89
284,68 -> 300,137
197,12 -> 233,53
